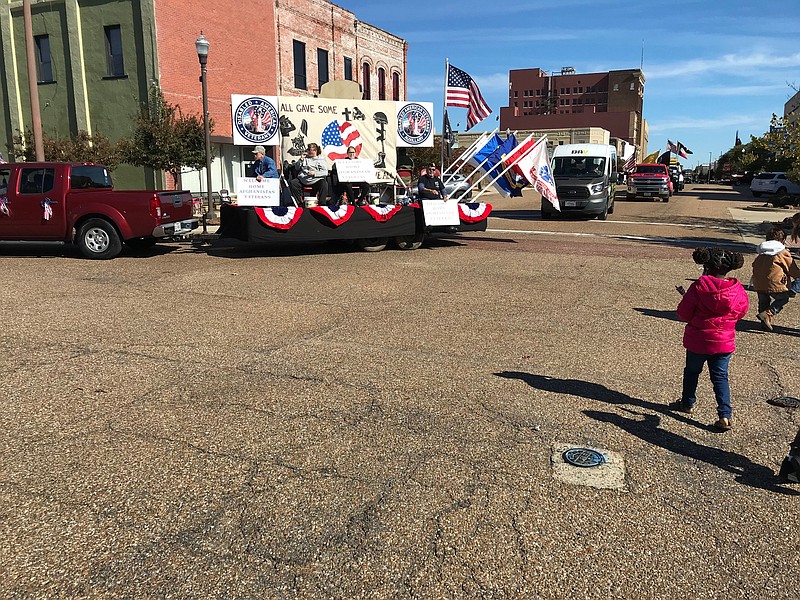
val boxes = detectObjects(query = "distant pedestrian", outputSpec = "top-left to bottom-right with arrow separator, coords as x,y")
670,247 -> 748,431
751,227 -> 800,330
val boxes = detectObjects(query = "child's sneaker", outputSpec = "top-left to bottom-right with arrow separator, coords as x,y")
711,417 -> 733,431
757,310 -> 774,331
668,400 -> 695,414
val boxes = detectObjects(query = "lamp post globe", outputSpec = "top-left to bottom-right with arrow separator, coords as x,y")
196,32 -> 215,225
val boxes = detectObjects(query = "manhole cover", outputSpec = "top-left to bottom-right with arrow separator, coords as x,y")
562,448 -> 606,468
768,396 -> 800,409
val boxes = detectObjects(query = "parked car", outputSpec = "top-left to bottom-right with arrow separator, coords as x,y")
750,172 -> 800,198
443,173 -> 473,200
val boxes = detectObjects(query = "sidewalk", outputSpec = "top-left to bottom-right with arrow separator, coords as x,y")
729,204 -> 797,246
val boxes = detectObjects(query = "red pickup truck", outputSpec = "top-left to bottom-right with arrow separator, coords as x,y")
0,162 -> 198,258
626,163 -> 673,202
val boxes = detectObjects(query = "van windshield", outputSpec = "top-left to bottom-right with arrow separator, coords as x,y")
553,156 -> 605,178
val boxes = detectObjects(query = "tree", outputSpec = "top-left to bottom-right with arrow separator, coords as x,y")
749,113 -> 800,184
11,129 -> 123,169
119,85 -> 212,189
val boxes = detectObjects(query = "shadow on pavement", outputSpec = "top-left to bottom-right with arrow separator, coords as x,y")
633,307 -> 800,338
494,371 -> 797,494
584,410 -> 798,495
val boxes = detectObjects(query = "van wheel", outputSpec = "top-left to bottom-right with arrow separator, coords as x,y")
77,218 -> 122,259
607,197 -> 615,214
597,202 -> 608,220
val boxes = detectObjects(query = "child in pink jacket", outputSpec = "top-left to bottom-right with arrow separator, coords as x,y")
670,247 -> 749,431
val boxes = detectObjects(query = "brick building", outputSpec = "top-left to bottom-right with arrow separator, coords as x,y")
0,0 -> 406,191
499,67 -> 648,157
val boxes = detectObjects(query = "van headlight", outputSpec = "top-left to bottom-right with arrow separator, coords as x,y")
591,183 -> 605,193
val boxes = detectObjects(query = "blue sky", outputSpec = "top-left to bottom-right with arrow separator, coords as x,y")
342,0 -> 800,168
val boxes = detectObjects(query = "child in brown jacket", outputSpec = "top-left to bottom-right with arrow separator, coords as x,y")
752,227 -> 800,331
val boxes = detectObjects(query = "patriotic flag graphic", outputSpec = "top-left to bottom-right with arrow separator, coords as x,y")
309,204 -> 354,227
458,202 -> 492,223
42,198 -> 53,221
0,198 -> 9,217
677,142 -> 693,159
321,120 -> 363,161
254,206 -> 303,230
624,149 -> 638,172
446,64 -> 492,130
245,106 -> 272,133
361,203 -> 401,222
406,112 -> 427,136
512,137 -> 559,211
667,139 -> 679,154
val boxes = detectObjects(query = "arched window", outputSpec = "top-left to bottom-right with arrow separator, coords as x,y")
378,67 -> 386,100
362,62 -> 371,99
392,72 -> 400,101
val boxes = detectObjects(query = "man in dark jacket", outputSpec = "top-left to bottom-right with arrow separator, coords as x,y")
417,163 -> 448,200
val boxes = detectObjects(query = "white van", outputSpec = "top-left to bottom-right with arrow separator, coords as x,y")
545,143 -> 618,220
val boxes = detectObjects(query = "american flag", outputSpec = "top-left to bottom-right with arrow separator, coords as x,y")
446,64 -> 492,130
321,120 -> 363,161
42,198 -> 53,220
624,149 -> 637,172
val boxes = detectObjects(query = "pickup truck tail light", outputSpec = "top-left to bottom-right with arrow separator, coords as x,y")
149,195 -> 162,220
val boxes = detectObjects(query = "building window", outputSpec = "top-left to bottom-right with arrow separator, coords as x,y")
317,48 -> 329,89
34,35 -> 54,83
362,62 -> 371,99
344,56 -> 353,81
104,25 -> 125,77
392,71 -> 400,101
293,40 -> 306,89
612,83 -> 619,91
378,67 -> 386,100
630,81 -> 635,90
513,90 -> 518,98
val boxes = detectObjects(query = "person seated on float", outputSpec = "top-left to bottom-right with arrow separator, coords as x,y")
417,162 -> 448,200
333,146 -> 371,205
289,143 -> 328,205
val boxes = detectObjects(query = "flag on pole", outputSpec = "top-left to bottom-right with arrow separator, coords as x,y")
443,110 -> 453,163
657,151 -> 671,165
666,140 -> 679,153
476,134 -> 524,197
446,64 -> 492,130
642,150 -> 660,163
467,133 -> 504,170
677,141 -> 693,157
624,149 -> 638,172
513,137 -> 559,211
735,131 -> 742,146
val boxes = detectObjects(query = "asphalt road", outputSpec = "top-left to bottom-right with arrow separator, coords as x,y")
2,183 -> 799,598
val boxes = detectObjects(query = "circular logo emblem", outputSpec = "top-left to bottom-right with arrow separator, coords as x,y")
233,97 -> 279,144
397,103 -> 432,145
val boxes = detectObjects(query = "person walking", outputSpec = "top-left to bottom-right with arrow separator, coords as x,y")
670,247 -> 749,431
751,227 -> 800,330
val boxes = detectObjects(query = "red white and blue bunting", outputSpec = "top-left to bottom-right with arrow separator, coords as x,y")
254,206 -> 303,230
458,202 -> 492,223
309,203 -> 355,227
361,203 -> 402,222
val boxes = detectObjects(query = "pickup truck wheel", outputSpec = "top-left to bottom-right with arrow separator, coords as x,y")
356,237 -> 388,252
77,218 -> 122,259
395,233 -> 424,250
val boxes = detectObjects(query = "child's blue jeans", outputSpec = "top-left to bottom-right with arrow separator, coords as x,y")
682,350 -> 732,419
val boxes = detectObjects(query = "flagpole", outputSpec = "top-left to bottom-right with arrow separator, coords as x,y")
443,128 -> 498,178
441,131 -> 490,182
465,130 -> 518,187
470,135 -> 540,202
442,58 -> 449,171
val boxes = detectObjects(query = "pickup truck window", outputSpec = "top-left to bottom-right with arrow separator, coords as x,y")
70,165 -> 113,189
19,168 -> 55,194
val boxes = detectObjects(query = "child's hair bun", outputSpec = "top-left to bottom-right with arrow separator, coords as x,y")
692,246 -> 744,273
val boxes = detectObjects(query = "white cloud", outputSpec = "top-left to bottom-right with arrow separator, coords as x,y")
647,52 -> 800,79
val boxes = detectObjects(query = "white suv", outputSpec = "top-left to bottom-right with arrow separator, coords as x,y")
750,172 -> 800,197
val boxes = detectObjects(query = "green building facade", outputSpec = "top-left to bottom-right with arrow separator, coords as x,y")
0,0 -> 158,188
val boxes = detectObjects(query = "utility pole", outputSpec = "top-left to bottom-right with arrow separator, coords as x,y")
23,0 -> 44,160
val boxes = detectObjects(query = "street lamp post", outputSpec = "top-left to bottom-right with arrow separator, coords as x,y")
195,33 -> 215,229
